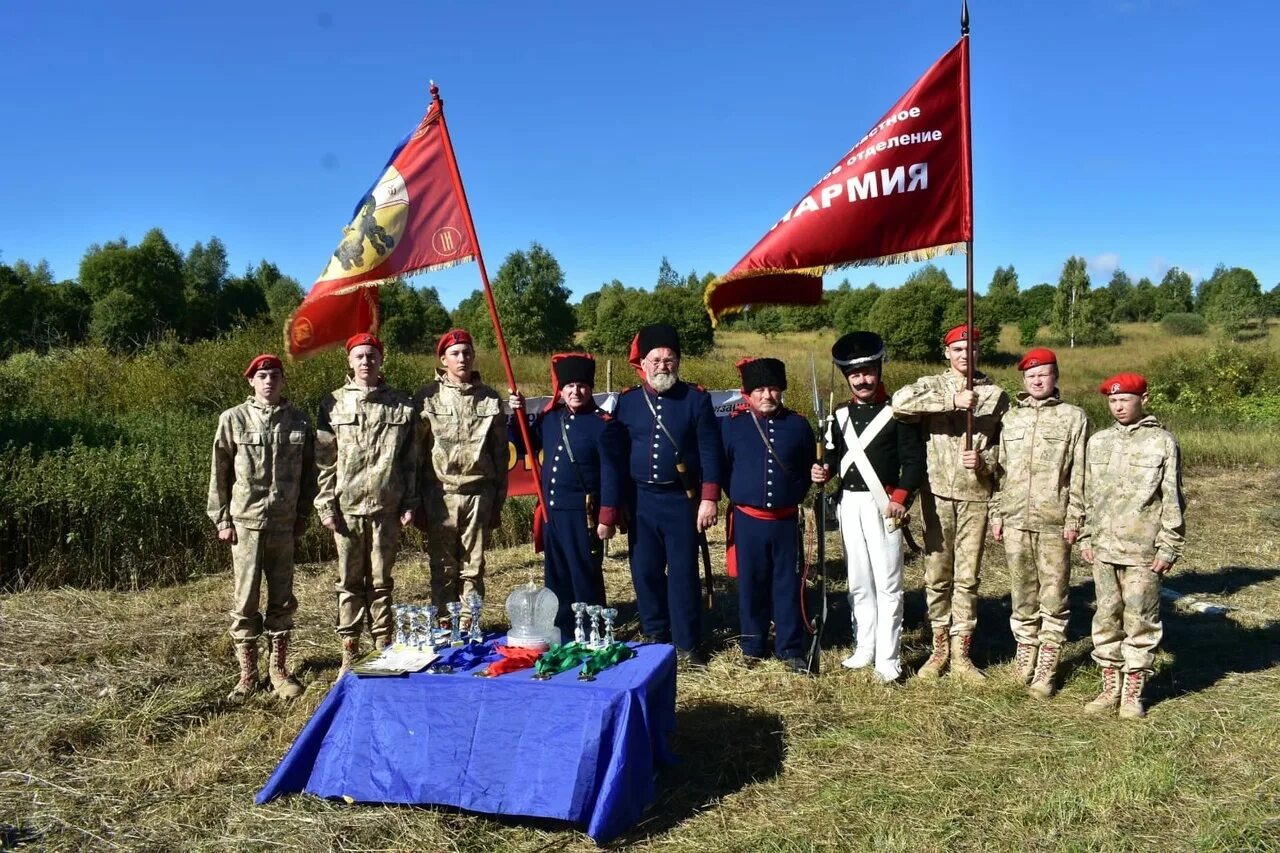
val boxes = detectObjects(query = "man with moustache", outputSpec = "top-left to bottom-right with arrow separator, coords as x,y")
315,334 -> 419,674
720,357 -> 816,673
415,329 -> 509,625
892,324 -> 1009,682
604,323 -> 723,668
813,332 -> 926,683
508,353 -> 623,641
990,348 -> 1088,698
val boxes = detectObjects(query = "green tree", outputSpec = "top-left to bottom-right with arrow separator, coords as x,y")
1105,270 -> 1135,321
1021,283 -> 1056,326
90,289 -> 154,352
488,243 -> 575,354
1157,267 -> 1194,319
865,265 -> 959,361
1051,256 -> 1115,346
1265,283 -> 1280,318
182,237 -> 228,339
79,229 -> 187,343
379,279 -> 453,352
985,265 -> 1022,323
1198,265 -> 1263,339
1129,277 -> 1158,321
656,257 -> 681,289
832,283 -> 883,333
577,289 -> 604,332
582,281 -> 636,354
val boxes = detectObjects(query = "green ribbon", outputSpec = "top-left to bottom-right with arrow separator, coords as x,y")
533,642 -> 637,679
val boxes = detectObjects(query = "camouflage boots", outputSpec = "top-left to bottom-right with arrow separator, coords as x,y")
1085,666 -> 1121,714
229,640 -> 261,701
1028,643 -> 1061,699
267,632 -> 304,700
949,633 -> 986,683
1119,670 -> 1148,719
916,629 -> 950,679
1013,642 -> 1038,685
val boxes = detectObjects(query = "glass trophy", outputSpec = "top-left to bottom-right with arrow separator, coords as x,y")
448,601 -> 464,647
602,607 -> 618,646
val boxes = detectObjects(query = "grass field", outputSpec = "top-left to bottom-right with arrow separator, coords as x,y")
2,467 -> 1278,851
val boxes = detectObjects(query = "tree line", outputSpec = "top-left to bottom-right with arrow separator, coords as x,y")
4,229 -> 1277,361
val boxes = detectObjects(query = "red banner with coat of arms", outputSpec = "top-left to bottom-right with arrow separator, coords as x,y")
287,91 -> 478,358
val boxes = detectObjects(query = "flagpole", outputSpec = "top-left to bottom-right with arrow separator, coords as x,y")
961,0 -> 975,451
431,82 -> 546,505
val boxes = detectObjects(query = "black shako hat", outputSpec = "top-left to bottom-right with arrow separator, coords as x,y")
551,354 -> 595,387
738,357 -> 788,392
831,331 -> 886,375
635,323 -> 681,358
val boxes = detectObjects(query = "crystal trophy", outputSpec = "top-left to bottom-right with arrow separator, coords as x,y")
424,604 -> 438,651
393,605 -> 408,647
448,601 -> 464,647
467,593 -> 484,643
572,603 -> 587,644
587,605 -> 603,649
602,607 -> 618,646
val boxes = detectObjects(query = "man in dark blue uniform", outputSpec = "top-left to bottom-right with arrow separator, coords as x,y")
510,354 -> 622,640
602,323 -> 722,667
721,357 -> 816,673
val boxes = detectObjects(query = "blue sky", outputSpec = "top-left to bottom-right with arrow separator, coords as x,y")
4,0 -> 1278,308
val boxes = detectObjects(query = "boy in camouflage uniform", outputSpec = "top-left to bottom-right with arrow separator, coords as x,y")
892,324 -> 1009,682
316,334 -> 419,673
414,329 -> 509,621
1079,372 -> 1185,719
990,348 -> 1087,698
208,354 -> 316,701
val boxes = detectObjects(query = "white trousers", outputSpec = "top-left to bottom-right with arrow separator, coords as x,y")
838,491 -> 905,676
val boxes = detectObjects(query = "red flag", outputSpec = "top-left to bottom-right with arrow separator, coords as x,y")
287,93 -> 477,358
705,37 -> 972,325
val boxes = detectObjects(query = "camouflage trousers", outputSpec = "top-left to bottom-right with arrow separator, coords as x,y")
425,489 -> 494,612
919,491 -> 988,635
229,524 -> 297,642
1091,561 -> 1163,674
1004,528 -> 1071,646
333,513 -> 401,639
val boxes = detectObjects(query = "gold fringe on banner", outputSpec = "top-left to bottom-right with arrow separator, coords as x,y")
704,241 -> 969,325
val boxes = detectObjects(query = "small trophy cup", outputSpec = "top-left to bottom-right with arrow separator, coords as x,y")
424,604 -> 438,652
468,593 -> 484,643
448,601 -> 464,647
602,607 -> 618,646
572,603 -> 587,644
587,605 -> 603,649
393,605 -> 407,647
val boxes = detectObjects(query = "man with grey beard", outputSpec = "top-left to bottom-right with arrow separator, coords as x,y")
601,323 -> 723,667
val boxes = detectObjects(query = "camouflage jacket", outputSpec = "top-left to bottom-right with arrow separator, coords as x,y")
315,378 -> 419,520
891,371 -> 1010,501
207,398 -> 316,532
414,369 -> 509,507
990,393 -> 1088,534
1079,415 -> 1186,565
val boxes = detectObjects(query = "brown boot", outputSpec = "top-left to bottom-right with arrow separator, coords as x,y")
916,630 -> 950,679
1028,643 -> 1061,700
229,640 -> 261,701
949,633 -> 986,683
1119,670 -> 1148,720
1013,642 -> 1039,685
267,633 -> 305,700
338,636 -> 361,676
1085,666 -> 1122,714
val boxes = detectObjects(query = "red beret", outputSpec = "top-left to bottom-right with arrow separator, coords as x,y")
1099,372 -> 1147,396
943,324 -> 980,346
243,354 -> 284,379
1018,347 -> 1057,371
345,333 -> 384,354
437,328 -> 474,357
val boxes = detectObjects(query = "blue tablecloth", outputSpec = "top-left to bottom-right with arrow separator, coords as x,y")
256,641 -> 677,844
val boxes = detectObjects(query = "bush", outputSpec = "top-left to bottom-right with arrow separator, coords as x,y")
1018,316 -> 1040,347
1160,313 -> 1208,337
1149,343 -> 1280,422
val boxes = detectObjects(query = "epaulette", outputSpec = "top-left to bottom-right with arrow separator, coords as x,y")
599,412 -> 614,422
621,385 -> 640,395
695,383 -> 707,393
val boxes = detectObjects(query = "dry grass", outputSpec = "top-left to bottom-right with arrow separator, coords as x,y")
2,470 -> 1278,851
